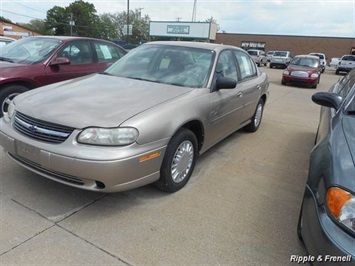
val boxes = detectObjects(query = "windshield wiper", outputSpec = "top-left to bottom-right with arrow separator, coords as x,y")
0,57 -> 14,63
100,72 -> 113,76
129,77 -> 162,83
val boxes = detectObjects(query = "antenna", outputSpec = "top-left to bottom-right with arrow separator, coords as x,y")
192,0 -> 197,22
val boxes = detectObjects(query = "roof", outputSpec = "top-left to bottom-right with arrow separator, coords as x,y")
145,41 -> 240,51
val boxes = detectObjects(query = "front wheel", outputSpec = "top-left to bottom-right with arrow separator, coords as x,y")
0,85 -> 29,117
245,98 -> 264,132
155,128 -> 198,193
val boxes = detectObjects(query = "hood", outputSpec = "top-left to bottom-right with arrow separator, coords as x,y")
287,65 -> 317,73
0,61 -> 27,69
342,115 -> 355,165
14,74 -> 194,128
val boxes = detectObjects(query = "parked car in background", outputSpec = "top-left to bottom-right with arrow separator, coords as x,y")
282,55 -> 321,88
270,51 -> 292,69
0,41 -> 269,193
297,67 -> 355,263
0,36 -> 15,46
266,51 -> 274,62
0,36 -> 127,117
309,52 -> 326,73
247,49 -> 267,66
329,57 -> 340,68
336,55 -> 355,75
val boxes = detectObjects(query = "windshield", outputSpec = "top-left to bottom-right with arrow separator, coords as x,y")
247,50 -> 258,56
0,37 -> 61,64
290,57 -> 319,68
105,44 -> 214,88
274,51 -> 287,57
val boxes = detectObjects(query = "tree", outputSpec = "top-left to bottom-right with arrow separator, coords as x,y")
0,17 -> 12,23
67,0 -> 100,37
19,19 -> 51,35
45,0 -> 100,37
45,6 -> 69,35
97,13 -> 118,40
108,9 -> 150,44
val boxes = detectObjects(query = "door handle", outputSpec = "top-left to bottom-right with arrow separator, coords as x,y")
237,92 -> 243,98
257,85 -> 262,90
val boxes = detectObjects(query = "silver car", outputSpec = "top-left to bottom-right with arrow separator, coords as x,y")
270,51 -> 293,69
0,41 -> 269,193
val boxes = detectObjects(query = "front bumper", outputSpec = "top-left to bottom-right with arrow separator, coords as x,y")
0,118 -> 168,192
282,75 -> 318,87
301,185 -> 355,264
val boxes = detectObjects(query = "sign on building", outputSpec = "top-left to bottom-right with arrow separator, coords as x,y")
150,21 -> 217,40
241,41 -> 266,50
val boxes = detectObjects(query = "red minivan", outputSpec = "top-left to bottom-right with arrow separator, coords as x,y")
0,36 -> 126,116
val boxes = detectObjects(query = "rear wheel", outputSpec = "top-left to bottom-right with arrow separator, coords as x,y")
270,63 -> 273,68
245,98 -> 264,132
155,128 -> 198,192
0,85 -> 29,117
281,79 -> 286,85
335,69 -> 339,75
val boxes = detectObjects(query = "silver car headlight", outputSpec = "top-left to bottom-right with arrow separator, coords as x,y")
327,187 -> 355,233
77,127 -> 139,146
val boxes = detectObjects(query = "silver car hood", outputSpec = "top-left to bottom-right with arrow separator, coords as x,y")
14,74 -> 194,128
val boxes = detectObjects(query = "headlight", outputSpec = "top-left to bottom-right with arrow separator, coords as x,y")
7,101 -> 15,119
327,187 -> 355,233
283,70 -> 289,75
311,73 -> 319,78
77,127 -> 139,146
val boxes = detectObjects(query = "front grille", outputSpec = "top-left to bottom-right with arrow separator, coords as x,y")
8,153 -> 84,186
13,112 -> 75,144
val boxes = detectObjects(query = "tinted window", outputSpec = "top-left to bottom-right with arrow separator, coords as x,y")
58,41 -> 93,65
247,50 -> 258,56
274,51 -> 287,57
233,50 -> 257,80
337,69 -> 355,97
342,55 -> 355,61
216,50 -> 238,81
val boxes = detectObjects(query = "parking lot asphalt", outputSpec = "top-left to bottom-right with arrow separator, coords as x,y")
0,66 -> 341,265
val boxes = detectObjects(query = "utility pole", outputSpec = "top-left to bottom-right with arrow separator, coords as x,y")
137,7 -> 144,18
127,0 -> 130,39
192,0 -> 197,22
176,17 -> 182,22
70,13 -> 74,36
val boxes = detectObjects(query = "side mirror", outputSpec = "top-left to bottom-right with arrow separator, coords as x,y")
49,57 -> 70,66
215,77 -> 237,91
312,92 -> 343,110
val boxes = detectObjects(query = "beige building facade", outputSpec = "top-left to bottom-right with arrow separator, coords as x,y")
215,33 -> 355,60
1,21 -> 40,40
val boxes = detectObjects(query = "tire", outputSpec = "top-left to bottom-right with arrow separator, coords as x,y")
0,85 -> 29,117
311,83 -> 317,89
245,98 -> 264,132
335,69 -> 339,75
257,62 -> 261,67
155,128 -> 198,193
281,79 -> 286,85
270,63 -> 273,69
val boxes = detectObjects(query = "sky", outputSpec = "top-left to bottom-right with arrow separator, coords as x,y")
0,0 -> 355,38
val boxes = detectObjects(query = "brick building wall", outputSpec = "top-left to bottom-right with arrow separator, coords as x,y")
1,21 -> 40,39
215,33 -> 355,60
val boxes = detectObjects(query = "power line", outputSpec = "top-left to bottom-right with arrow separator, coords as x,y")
1,9 -> 41,20
8,0 -> 47,14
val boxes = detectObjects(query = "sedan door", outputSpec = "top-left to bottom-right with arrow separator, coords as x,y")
207,50 -> 244,144
233,50 -> 263,123
44,40 -> 101,84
